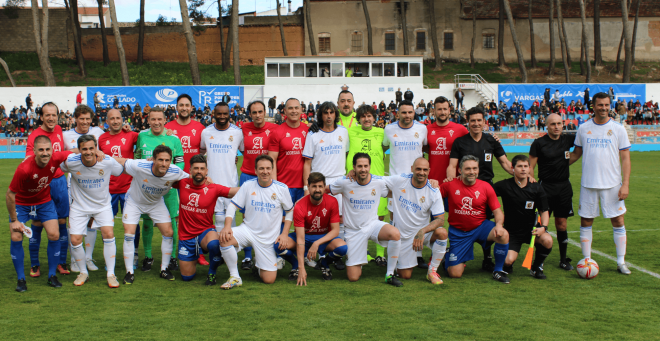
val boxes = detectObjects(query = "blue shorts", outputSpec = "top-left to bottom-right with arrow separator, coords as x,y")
444,220 -> 495,269
15,201 -> 58,224
289,188 -> 305,205
239,173 -> 258,186
287,232 -> 340,255
50,176 -> 69,219
178,228 -> 215,262
111,193 -> 126,217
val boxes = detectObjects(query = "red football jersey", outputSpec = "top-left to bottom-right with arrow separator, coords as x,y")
293,194 -> 340,235
174,178 -> 231,240
9,151 -> 72,206
165,120 -> 206,172
440,179 -> 500,232
26,125 -> 65,178
98,130 -> 139,194
427,121 -> 468,182
268,122 -> 308,188
241,122 -> 277,176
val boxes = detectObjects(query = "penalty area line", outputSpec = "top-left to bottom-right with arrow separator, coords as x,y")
565,229 -> 660,234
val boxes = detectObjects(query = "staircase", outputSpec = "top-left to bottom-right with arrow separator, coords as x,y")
454,74 -> 496,103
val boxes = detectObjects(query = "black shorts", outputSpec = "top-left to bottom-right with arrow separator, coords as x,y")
540,180 -> 574,218
507,230 -> 533,253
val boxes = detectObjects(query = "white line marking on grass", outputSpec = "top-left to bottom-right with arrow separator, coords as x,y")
565,229 -> 660,234
548,232 -> 660,279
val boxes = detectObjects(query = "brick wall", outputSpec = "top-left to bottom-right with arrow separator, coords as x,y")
0,8 -> 72,58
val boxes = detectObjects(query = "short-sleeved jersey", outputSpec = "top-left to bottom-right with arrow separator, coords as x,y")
427,121 -> 469,181
26,126 -> 65,178
449,133 -> 506,183
165,120 -> 205,173
574,118 -> 631,189
240,122 -> 277,176
124,159 -> 188,205
383,121 -> 427,176
529,134 -> 575,183
268,122 -> 309,188
230,179 -> 293,244
440,179 -> 500,232
174,178 -> 231,240
98,130 -> 139,194
9,151 -> 72,206
493,178 -> 549,234
293,194 -> 340,235
135,130 -> 185,169
383,173 -> 444,239
329,175 -> 389,230
302,126 -> 350,179
200,124 -> 243,187
63,127 -> 105,151
61,154 -> 123,211
346,125 -> 385,175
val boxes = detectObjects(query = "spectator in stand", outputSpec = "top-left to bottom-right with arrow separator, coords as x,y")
558,103 -> 567,120
0,104 -> 5,117
617,101 -> 627,123
268,96 -> 277,117
277,101 -> 285,115
415,104 -> 425,121
113,96 -> 119,108
566,120 -> 577,131
378,101 -> 386,114
584,87 -> 590,108
388,100 -> 397,112
25,94 -> 33,113
404,88 -> 414,102
567,100 -> 576,117
315,101 -> 321,112
455,89 -> 465,109
488,113 -> 498,131
576,100 -> 585,115
537,113 -> 546,130
541,100 -> 549,117
76,91 -> 84,106
552,90 -> 560,106
144,103 -> 152,115
301,101 -> 307,113
307,102 -> 315,116
222,92 -> 231,104
576,114 -> 585,127
543,88 -> 551,105
608,87 -> 615,108
395,88 -> 402,106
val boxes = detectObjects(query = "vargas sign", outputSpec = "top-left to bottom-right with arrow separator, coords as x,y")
497,84 -> 646,108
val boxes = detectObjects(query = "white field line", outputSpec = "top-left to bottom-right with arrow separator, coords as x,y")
565,229 -> 660,234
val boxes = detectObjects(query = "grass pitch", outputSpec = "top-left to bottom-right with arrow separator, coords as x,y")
1,152 -> 659,340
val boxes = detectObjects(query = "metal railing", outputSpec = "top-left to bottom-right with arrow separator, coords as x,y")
454,74 -> 496,101
0,137 -> 28,153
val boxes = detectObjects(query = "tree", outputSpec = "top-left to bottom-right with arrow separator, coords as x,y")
64,0 -> 86,77
222,4 -> 233,72
593,0 -> 602,67
631,0 -> 640,66
502,0 -> 526,82
0,57 -> 17,87
528,0 -> 537,68
498,0 -> 505,67
361,0 -> 373,55
399,0 -> 409,55
275,0 -> 288,56
304,0 -> 316,55
556,0 -> 570,82
556,0 -> 571,67
548,0 -> 555,77
217,0 -> 226,66
96,0 -> 110,66
427,0 -> 442,70
178,0 -> 202,85
616,0 -> 632,74
579,0 -> 591,82
621,0 -> 633,82
470,2 -> 477,69
30,0 -> 56,86
137,0 -> 145,65
107,0 -> 129,85
232,0 -> 240,84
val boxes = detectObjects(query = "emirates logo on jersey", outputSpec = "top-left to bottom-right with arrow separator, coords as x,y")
121,138 -> 126,145
181,136 -> 191,148
253,137 -> 263,150
475,191 -> 480,199
322,208 -> 327,216
229,136 -> 233,142
291,137 -> 303,150
187,193 -> 200,207
265,129 -> 271,136
435,137 -> 447,150
461,197 -> 473,210
53,143 -> 61,152
449,130 -> 455,137
248,131 -> 252,136
414,132 -> 419,138
111,145 -> 122,158
192,129 -> 197,136
50,166 -> 55,173
431,130 -> 436,135
99,169 -> 104,176
203,187 -> 208,195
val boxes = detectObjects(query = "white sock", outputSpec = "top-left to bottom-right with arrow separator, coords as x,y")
85,228 -> 97,260
386,239 -> 401,276
416,250 -> 423,258
221,245 -> 240,278
613,226 -> 627,265
429,239 -> 447,272
580,226 -> 592,259
103,238 -> 116,276
123,234 -> 135,274
338,223 -> 345,240
161,236 -> 173,271
71,242 -> 88,274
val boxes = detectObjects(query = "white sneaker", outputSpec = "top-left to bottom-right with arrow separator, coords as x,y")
277,257 -> 285,270
107,275 -> 120,288
73,273 -> 89,286
86,259 -> 99,271
220,276 -> 242,290
70,261 -> 80,272
304,258 -> 317,268
617,264 -> 632,275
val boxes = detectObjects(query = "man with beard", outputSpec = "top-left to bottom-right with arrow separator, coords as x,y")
165,94 -> 206,173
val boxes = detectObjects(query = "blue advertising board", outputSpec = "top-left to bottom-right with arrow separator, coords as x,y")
498,84 -> 646,108
87,86 -> 243,111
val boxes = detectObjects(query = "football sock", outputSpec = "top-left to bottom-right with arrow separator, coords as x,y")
133,224 -> 141,259
171,218 -> 179,259
416,250 -> 423,258
10,240 -> 25,280
123,234 -> 135,274
161,236 -> 173,271
533,244 -> 552,269
429,239 -> 448,272
58,223 -> 68,264
556,230 -> 569,261
338,223 -> 345,240
274,243 -> 298,269
613,226 -> 627,265
492,243 -> 509,273
243,247 -> 253,260
207,240 -> 221,275
71,243 -> 88,274
142,219 -> 154,258
182,274 -> 195,281
29,224 -> 43,267
376,244 -> 385,258
386,239 -> 401,277
85,228 -> 96,261
332,245 -> 348,258
579,226 -> 592,259
221,246 -> 240,278
483,245 -> 492,261
103,238 -> 116,276
46,239 -> 61,277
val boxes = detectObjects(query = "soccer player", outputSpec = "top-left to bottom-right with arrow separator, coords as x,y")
60,135 -> 124,287
384,158 -> 447,284
329,153 -> 403,287
493,155 -> 552,279
175,155 -> 239,285
571,92 -> 632,275
426,96 -> 468,187
114,145 -> 189,284
529,113 -> 576,270
135,107 -> 185,272
8,135 -> 71,291
218,155 -> 294,289
440,155 -> 510,283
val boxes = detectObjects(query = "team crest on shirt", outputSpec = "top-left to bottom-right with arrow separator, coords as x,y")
338,136 -> 343,142
302,131 -> 307,137
229,136 -> 234,142
187,193 -> 200,207
449,130 -> 455,137
436,137 -> 446,150
192,129 -> 197,136
286,132 -> 290,137
165,181 -> 170,186
185,184 -> 190,189
124,214 -> 127,219
564,151 -> 570,159
51,167 -> 56,173
265,129 -> 271,136
271,193 -> 277,200
121,138 -> 126,145
414,132 -> 419,138
371,189 -> 376,196
525,201 -> 534,209
455,190 -> 460,195
420,196 -> 426,203
431,130 -> 436,135
475,191 -> 480,199
461,197 -> 473,210
607,130 -> 613,136
485,153 -> 492,162
248,131 -> 253,136
203,187 -> 208,195
33,174 -> 38,179
322,208 -> 327,216
99,169 -> 104,176
181,136 -> 191,148
292,137 -> 303,150
308,211 -> 312,216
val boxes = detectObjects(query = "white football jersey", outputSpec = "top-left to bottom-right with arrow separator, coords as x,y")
329,175 -> 389,230
63,127 -> 105,150
302,126 -> 349,178
230,179 -> 293,244
383,121 -> 427,175
383,173 -> 444,239
200,124 -> 243,187
575,118 -> 631,189
60,154 -> 123,211
124,159 -> 189,205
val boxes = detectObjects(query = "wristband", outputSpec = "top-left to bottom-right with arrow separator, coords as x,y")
303,186 -> 308,191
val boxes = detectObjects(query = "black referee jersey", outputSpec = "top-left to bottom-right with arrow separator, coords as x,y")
450,133 -> 506,183
493,178 -> 549,235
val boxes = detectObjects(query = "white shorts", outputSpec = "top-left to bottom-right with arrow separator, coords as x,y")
232,224 -> 277,271
121,197 -> 171,224
344,220 -> 388,267
396,232 -> 433,270
579,185 -> 626,219
326,176 -> 343,216
69,207 -> 114,235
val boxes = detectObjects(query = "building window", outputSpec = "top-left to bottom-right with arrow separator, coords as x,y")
416,31 -> 426,50
483,35 -> 495,49
385,32 -> 395,51
351,31 -> 363,52
319,37 -> 331,53
444,32 -> 453,50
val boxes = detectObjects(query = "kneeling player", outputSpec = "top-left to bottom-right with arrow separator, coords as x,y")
493,155 -> 553,279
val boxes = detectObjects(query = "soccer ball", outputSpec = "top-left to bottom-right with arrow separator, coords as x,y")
576,258 -> 599,279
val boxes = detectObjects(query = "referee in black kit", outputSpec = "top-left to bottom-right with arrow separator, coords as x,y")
529,113 -> 576,271
445,106 -> 513,271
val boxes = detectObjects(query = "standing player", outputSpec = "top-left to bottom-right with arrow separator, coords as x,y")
218,155 -> 294,289
440,155 -> 510,283
426,96 -> 468,188
571,92 -> 632,274
493,155 -> 553,279
60,135 -> 124,287
8,136 -> 71,291
529,113 -> 576,270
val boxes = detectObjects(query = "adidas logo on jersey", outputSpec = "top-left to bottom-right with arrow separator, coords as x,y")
587,131 -> 592,134
349,190 -> 354,194
401,189 -> 406,193
393,134 -> 398,137
251,192 -> 256,195
142,144 -> 147,147
71,139 -> 75,143
320,139 -> 324,143
143,179 -> 149,183
76,171 -> 81,175
210,136 -> 214,139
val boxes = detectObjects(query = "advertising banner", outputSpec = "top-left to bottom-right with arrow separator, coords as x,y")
497,84 -> 646,108
87,86 -> 243,110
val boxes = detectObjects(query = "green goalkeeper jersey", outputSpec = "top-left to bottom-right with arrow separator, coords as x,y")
135,130 -> 185,170
346,125 -> 385,176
